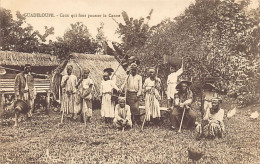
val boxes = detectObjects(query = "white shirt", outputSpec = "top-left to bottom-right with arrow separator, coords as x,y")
167,67 -> 183,99
100,80 -> 119,94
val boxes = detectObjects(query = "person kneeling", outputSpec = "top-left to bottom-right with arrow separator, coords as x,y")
196,97 -> 225,139
113,97 -> 132,130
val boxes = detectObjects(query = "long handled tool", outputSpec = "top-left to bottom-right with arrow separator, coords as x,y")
178,106 -> 186,133
111,53 -> 129,80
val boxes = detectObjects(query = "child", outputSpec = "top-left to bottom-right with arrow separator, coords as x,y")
113,97 -> 132,129
78,68 -> 94,125
196,97 -> 225,139
100,72 -> 120,123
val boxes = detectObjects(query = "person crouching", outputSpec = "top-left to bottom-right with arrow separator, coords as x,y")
113,97 -> 132,130
196,97 -> 225,139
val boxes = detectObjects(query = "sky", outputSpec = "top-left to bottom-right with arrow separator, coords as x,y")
1,0 -> 259,43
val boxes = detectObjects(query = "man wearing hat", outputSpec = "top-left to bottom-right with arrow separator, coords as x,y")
121,63 -> 142,125
14,64 -> 47,117
113,97 -> 132,129
169,79 -> 196,130
196,97 -> 224,139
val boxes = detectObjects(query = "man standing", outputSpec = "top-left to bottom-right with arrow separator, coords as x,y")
61,65 -> 78,120
166,62 -> 183,107
14,64 -> 35,117
14,64 -> 47,117
169,79 -> 196,130
122,63 -> 142,124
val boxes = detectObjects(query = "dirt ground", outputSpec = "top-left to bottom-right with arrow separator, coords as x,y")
1,101 -> 260,163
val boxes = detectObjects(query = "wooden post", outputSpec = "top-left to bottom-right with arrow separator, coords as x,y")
0,92 -> 4,116
46,90 -> 50,115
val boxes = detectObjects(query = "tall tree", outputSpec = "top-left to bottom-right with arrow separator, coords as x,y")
56,22 -> 98,57
0,7 -> 54,53
115,10 -> 153,52
127,0 -> 260,104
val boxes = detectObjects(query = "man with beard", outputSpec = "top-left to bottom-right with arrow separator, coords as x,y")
169,79 -> 196,130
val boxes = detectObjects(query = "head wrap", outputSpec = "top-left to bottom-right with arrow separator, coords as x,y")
148,67 -> 156,73
118,97 -> 126,103
130,63 -> 138,70
103,72 -> 109,77
67,65 -> 73,70
211,97 -> 222,104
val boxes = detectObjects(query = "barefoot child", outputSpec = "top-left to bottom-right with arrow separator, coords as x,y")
100,72 -> 120,123
78,68 -> 94,125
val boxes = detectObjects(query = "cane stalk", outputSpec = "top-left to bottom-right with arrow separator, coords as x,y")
178,106 -> 186,133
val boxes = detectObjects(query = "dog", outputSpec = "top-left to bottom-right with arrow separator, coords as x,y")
13,99 -> 30,127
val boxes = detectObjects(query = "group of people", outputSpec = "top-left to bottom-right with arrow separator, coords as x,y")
14,62 -> 225,139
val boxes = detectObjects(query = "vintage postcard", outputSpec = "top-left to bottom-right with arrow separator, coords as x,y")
0,0 -> 259,163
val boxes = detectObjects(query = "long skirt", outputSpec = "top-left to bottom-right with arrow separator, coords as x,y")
61,93 -> 80,114
126,91 -> 140,116
145,92 -> 160,121
101,93 -> 115,118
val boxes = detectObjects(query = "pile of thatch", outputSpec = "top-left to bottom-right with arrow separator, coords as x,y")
61,53 -> 127,98
0,51 -> 59,66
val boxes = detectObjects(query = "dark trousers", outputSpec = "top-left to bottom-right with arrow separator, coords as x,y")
170,107 -> 196,129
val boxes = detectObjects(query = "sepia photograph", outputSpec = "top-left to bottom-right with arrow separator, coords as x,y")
0,0 -> 260,163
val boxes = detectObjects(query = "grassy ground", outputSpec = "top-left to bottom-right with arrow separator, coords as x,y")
1,102 -> 260,163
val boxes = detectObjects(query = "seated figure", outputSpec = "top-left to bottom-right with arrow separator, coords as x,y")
196,97 -> 225,139
169,79 -> 196,130
113,97 -> 132,129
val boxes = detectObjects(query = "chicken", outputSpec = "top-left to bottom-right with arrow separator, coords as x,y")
250,111 -> 259,119
227,107 -> 236,118
188,147 -> 204,162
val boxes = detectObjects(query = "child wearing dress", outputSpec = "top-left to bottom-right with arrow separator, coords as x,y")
100,72 -> 120,123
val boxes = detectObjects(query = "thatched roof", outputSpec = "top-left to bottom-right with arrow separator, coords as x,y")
0,51 -> 59,67
61,53 -> 127,98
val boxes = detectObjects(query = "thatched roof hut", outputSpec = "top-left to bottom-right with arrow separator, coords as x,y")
59,53 -> 127,98
0,51 -> 60,109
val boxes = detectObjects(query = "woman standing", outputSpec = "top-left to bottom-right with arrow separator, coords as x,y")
143,68 -> 162,122
61,65 -> 78,120
77,68 -> 94,124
